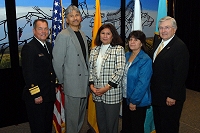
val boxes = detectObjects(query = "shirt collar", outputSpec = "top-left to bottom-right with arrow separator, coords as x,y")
161,35 -> 175,47
34,36 -> 46,47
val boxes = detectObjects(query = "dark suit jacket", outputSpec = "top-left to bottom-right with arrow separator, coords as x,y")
21,37 -> 56,103
150,35 -> 189,106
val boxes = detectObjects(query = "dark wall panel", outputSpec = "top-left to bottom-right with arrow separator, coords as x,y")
175,0 -> 200,92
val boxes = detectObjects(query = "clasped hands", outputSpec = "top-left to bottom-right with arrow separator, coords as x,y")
90,84 -> 110,96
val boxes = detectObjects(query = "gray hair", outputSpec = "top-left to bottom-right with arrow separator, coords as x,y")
159,16 -> 177,29
65,5 -> 81,17
65,5 -> 81,28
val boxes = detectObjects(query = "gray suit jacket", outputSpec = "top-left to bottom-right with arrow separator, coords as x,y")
52,27 -> 89,97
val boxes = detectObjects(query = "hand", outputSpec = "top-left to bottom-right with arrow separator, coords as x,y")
166,97 -> 176,106
90,85 -> 109,96
129,103 -> 136,111
90,85 -> 98,95
95,87 -> 109,96
34,96 -> 43,104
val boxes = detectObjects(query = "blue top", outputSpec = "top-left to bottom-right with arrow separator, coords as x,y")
124,50 -> 152,107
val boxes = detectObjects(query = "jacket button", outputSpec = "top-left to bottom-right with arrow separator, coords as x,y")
78,64 -> 80,66
77,54 -> 79,56
79,74 -> 81,76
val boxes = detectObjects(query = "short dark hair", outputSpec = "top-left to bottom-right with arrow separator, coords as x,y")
127,30 -> 148,53
95,23 -> 123,46
33,19 -> 48,29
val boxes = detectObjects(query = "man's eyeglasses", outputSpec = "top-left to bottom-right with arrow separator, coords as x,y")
158,26 -> 173,30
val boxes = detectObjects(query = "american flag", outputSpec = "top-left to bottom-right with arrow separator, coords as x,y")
51,0 -> 63,47
52,0 -> 65,133
53,85 -> 65,133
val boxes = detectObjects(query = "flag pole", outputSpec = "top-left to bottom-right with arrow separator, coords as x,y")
52,0 -> 65,133
131,0 -> 142,31
153,0 -> 167,45
154,0 -> 167,35
60,0 -> 64,29
87,0 -> 102,132
91,0 -> 102,48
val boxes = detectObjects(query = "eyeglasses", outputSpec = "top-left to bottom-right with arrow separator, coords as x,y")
158,26 -> 173,30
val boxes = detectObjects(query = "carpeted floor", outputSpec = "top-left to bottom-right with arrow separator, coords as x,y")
179,89 -> 200,133
0,89 -> 200,133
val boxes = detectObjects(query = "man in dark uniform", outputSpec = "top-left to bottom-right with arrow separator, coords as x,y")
21,19 -> 56,133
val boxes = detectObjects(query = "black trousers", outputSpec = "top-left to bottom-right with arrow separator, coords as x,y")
25,101 -> 54,133
152,102 -> 184,133
122,98 -> 147,133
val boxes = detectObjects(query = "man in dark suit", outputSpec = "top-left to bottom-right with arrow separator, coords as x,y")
21,19 -> 56,133
150,16 -> 189,133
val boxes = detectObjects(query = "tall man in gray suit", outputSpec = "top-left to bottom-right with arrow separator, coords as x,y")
52,5 -> 89,133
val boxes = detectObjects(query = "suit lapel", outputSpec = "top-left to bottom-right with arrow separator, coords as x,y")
80,30 -> 89,62
93,45 -> 111,80
101,45 -> 112,67
152,40 -> 161,58
68,27 -> 88,69
93,46 -> 100,79
127,51 -> 141,66
33,37 -> 50,59
154,36 -> 176,61
46,42 -> 52,59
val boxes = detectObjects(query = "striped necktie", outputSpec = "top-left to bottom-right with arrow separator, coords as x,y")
155,42 -> 164,57
43,43 -> 49,54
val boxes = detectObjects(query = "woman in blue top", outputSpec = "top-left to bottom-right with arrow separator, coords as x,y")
121,30 -> 152,133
